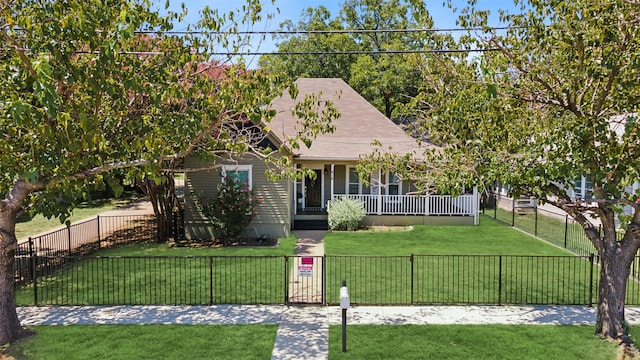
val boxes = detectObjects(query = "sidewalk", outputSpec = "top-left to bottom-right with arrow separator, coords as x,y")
18,305 -> 640,327
18,305 -> 640,360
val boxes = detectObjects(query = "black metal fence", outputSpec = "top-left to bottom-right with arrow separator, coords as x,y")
484,193 -> 601,257
15,253 -> 640,306
14,215 -> 157,286
13,203 -> 640,307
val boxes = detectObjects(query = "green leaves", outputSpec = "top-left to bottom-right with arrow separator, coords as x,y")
0,0 -> 296,223
192,177 -> 260,244
407,0 -> 640,218
259,0 -> 436,118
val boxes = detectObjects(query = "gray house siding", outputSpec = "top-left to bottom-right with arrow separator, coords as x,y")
184,155 -> 291,240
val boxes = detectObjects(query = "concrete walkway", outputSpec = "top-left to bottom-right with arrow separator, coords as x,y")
273,230 -> 328,359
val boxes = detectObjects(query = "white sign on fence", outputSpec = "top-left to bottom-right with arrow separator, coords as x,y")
298,265 -> 313,277
298,257 -> 314,277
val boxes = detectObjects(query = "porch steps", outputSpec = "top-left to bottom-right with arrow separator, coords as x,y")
294,220 -> 329,230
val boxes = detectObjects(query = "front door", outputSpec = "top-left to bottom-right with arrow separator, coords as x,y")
304,169 -> 322,209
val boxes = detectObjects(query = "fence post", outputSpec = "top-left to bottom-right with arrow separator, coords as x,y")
498,255 -> 503,305
511,199 -> 515,226
589,254 -> 595,307
284,256 -> 289,305
410,254 -> 414,305
67,224 -> 72,256
534,206 -> 538,237
29,238 -> 38,306
209,257 -> 214,305
564,215 -> 569,249
97,215 -> 101,248
322,255 -> 327,306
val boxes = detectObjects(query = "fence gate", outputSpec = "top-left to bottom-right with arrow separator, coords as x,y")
288,255 -> 324,305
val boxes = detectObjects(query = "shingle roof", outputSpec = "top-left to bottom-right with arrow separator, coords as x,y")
268,78 -> 429,161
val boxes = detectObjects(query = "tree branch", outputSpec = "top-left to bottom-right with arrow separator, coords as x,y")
1,31 -> 37,79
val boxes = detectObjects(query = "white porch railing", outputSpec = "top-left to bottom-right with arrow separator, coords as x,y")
331,194 -> 477,216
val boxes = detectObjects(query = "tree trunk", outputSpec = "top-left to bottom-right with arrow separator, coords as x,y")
595,249 -> 632,340
593,217 -> 638,351
141,175 -> 178,243
0,207 -> 35,345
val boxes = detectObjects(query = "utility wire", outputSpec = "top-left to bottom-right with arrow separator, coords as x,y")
134,26 -> 516,36
211,48 -> 499,56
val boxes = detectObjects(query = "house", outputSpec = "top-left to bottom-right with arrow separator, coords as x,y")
184,78 -> 480,240
491,114 -> 640,226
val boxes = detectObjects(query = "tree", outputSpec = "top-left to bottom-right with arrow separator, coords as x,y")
0,0 -> 335,346
258,6 -> 359,82
365,0 -> 640,353
259,0 -> 440,118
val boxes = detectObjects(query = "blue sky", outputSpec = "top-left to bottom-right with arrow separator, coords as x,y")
154,0 -> 520,64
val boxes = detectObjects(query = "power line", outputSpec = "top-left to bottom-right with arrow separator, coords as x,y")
6,47 -> 499,57
212,48 -> 499,56
134,26 -> 516,36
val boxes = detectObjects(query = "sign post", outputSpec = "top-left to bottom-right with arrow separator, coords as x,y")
340,279 -> 350,353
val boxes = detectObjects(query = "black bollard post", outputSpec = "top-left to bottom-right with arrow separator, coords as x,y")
340,279 -> 350,353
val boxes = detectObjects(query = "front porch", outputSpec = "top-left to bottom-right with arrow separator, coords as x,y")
292,163 -> 480,227
331,194 -> 478,217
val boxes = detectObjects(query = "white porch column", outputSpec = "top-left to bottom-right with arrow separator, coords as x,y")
301,174 -> 306,210
377,168 -> 382,215
330,164 -> 335,202
294,175 -> 297,215
425,194 -> 430,216
473,185 -> 479,225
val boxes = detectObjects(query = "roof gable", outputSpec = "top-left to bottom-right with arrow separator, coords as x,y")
268,78 -> 426,160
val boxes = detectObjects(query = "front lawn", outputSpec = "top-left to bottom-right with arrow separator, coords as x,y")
15,235 -> 297,306
324,216 -> 572,256
328,324 -> 627,359
489,207 -> 597,256
4,324 -> 277,360
16,218 -> 615,306
324,217 -> 599,305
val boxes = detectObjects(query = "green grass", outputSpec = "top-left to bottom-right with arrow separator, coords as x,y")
16,191 -> 144,240
16,217 -> 616,306
15,235 -> 298,306
324,216 -> 573,256
4,324 -> 639,359
489,207 -> 599,256
4,324 -> 277,360
329,325 -> 624,359
324,217 -> 600,305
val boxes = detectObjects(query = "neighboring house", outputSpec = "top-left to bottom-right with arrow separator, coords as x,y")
492,114 -> 640,226
184,78 -> 480,240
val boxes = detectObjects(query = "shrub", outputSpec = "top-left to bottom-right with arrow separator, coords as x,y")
327,197 -> 366,231
193,177 -> 260,245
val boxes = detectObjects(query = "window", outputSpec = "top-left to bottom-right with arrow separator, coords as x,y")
348,167 -> 361,195
222,165 -> 252,190
573,175 -> 593,200
386,173 -> 402,196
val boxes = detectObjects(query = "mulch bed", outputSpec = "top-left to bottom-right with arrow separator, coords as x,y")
171,237 -> 279,248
